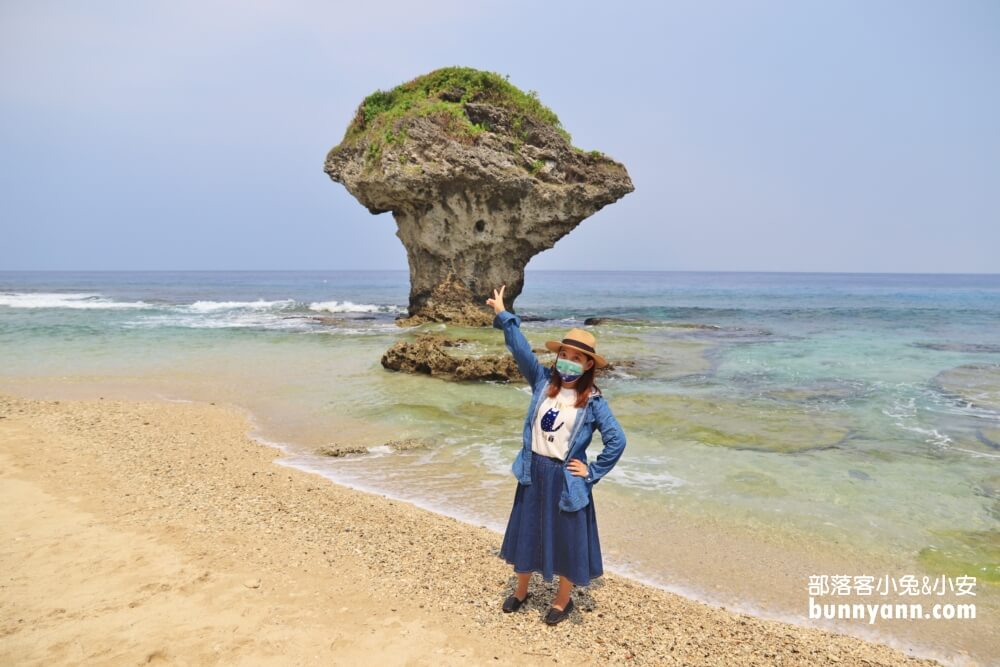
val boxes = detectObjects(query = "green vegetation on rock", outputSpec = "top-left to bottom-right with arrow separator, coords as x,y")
332,66 -> 575,168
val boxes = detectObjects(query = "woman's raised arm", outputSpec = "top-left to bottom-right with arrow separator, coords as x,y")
487,285 -> 547,386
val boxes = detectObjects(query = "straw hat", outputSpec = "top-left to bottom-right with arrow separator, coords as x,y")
544,327 -> 608,369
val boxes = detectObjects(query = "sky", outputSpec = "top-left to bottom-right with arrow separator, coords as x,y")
1,0 -> 997,273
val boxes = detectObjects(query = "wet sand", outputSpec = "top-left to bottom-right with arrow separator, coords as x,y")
0,390 -> 948,665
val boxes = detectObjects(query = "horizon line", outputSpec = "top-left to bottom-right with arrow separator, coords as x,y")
0,269 -> 997,276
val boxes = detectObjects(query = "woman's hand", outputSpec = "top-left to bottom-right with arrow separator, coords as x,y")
485,284 -> 506,315
567,458 -> 590,478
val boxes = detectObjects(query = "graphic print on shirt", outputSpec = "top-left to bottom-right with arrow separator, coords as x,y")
540,407 -> 564,444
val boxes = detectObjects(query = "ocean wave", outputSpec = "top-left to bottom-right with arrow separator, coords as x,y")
183,299 -> 297,312
0,291 -> 408,331
120,313 -> 310,330
613,459 -> 687,492
308,300 -> 404,314
119,306 -> 409,332
0,291 -> 152,309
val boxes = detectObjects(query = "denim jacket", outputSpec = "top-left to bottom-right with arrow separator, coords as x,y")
494,309 -> 627,512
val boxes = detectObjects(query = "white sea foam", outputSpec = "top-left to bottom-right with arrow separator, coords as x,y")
152,393 -> 196,403
0,292 -> 407,324
184,299 -> 296,312
455,440 -> 517,477
948,446 -> 1000,459
0,291 -> 152,309
308,300 -> 404,314
118,298 -> 407,331
883,397 -> 954,448
612,462 -> 687,492
302,324 -> 416,335
120,311 -> 309,330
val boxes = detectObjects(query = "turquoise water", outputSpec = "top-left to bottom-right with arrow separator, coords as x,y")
1,270 -> 998,663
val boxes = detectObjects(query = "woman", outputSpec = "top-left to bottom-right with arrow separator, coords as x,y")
486,284 -> 627,625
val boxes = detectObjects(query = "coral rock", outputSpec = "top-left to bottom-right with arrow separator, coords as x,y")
324,66 -> 634,326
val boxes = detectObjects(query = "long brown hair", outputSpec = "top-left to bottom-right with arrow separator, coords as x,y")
546,357 -> 598,408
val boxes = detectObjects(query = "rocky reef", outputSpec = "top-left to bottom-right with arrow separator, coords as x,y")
324,66 -> 634,327
379,331 -> 634,383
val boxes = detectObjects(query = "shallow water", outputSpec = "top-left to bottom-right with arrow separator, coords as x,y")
2,269 -> 998,665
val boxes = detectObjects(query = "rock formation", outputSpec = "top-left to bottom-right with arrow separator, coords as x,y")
379,332 -> 635,383
380,332 -> 522,382
324,66 -> 634,326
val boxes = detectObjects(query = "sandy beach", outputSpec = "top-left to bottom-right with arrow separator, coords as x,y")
0,389 -> 952,666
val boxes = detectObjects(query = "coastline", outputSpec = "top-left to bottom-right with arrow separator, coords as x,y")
0,390 -> 955,665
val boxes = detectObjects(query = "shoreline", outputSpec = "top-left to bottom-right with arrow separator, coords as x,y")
154,386 -> 1000,667
0,388 -> 963,665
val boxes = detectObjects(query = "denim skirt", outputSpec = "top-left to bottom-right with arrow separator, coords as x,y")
498,452 -> 603,587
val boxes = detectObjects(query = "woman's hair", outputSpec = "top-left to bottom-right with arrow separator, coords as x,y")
546,355 -> 598,408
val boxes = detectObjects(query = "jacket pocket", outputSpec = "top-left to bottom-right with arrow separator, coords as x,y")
511,448 -> 527,480
560,468 -> 591,511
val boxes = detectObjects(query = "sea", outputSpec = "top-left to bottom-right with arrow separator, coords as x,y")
1,270 -> 997,665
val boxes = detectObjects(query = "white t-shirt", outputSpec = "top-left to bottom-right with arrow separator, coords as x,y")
531,386 -> 581,460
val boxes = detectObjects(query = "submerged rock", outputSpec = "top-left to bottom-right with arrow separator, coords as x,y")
725,470 -> 789,497
973,474 -> 1000,500
917,528 -> 1000,585
315,443 -> 370,457
583,317 -> 646,326
931,363 -> 1000,412
324,67 -> 634,326
316,438 -> 429,458
583,317 -> 725,331
912,341 -> 1000,354
978,428 -> 1000,450
384,438 -> 428,452
614,392 -> 855,453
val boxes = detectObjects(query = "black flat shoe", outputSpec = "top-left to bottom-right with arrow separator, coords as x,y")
543,598 -> 574,625
502,592 -> 530,613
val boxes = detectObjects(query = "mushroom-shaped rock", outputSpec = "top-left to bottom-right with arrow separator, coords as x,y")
324,66 -> 634,326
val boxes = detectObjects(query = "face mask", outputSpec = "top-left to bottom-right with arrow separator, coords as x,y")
555,357 -> 585,382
